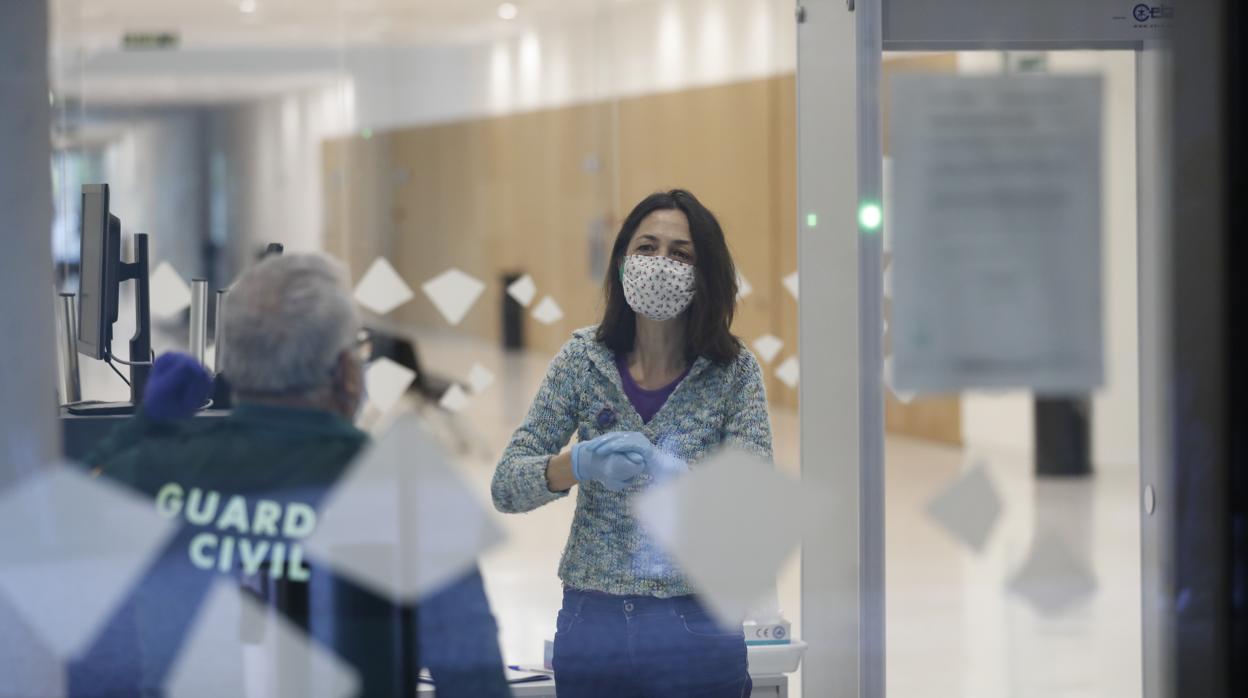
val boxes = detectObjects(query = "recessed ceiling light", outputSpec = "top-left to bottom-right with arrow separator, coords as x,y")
239,0 -> 258,14
497,3 -> 518,20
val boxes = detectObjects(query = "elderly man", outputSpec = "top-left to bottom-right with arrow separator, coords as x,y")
72,254 -> 510,697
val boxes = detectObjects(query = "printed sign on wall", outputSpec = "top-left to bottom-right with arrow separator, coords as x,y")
890,74 -> 1104,393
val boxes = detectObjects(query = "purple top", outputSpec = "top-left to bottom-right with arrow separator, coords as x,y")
615,354 -> 691,423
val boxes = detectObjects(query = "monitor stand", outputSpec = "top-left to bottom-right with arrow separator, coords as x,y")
68,233 -> 152,417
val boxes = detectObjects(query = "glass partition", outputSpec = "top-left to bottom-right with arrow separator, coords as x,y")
5,1 -> 1188,696
26,1 -> 812,696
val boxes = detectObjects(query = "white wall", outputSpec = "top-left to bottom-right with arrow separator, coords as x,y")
957,51 -> 1140,471
337,0 -> 794,133
336,0 -> 797,131
99,110 -> 208,279
961,393 -> 1035,458
206,84 -> 355,278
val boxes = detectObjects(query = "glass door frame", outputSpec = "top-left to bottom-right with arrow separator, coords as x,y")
795,1 -> 1172,695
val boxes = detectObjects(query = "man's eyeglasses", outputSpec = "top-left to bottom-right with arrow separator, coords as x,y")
351,329 -> 373,363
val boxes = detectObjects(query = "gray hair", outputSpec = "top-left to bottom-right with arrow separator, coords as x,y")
221,253 -> 360,396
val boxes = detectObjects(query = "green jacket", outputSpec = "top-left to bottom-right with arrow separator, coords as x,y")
71,403 -> 509,697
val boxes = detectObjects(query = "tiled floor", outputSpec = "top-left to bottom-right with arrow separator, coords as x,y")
73,324 -> 1144,697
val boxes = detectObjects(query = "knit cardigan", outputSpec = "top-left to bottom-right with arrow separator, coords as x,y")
491,326 -> 774,598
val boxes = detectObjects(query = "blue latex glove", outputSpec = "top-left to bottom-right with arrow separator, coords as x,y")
644,449 -> 690,484
142,352 -> 213,421
571,432 -> 653,491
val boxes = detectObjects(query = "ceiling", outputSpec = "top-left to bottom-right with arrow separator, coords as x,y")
51,0 -> 617,50
50,0 -> 630,105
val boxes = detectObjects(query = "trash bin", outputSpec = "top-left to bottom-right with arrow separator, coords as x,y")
1034,397 -> 1092,476
501,272 -> 525,351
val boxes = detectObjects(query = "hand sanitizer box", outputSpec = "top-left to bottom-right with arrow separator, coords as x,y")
743,619 -> 792,645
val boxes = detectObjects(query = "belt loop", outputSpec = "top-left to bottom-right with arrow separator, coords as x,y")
575,592 -> 587,617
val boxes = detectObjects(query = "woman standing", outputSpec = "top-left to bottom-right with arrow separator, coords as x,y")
492,189 -> 772,697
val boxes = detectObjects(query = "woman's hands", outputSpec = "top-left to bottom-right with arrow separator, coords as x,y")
571,432 -> 653,490
553,431 -> 693,493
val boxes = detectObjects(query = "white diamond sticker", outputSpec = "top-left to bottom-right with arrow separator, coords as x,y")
884,357 -> 916,404
531,296 -> 564,326
506,274 -> 537,308
775,356 -> 800,389
164,581 -> 360,698
634,449 -> 806,628
353,257 -> 414,316
364,357 -> 417,414
439,384 -> 471,413
421,268 -> 485,326
925,462 -> 1003,554
1006,530 -> 1098,616
0,466 -> 178,659
302,414 -> 504,602
0,596 -> 64,697
736,273 -> 753,301
783,271 -> 799,301
466,363 -> 495,395
751,334 -> 784,365
149,261 -> 194,319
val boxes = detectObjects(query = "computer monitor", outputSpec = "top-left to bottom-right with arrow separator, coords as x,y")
68,183 -> 152,413
77,184 -> 121,361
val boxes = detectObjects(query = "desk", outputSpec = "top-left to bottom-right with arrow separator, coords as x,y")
59,407 -> 231,461
417,674 -> 788,697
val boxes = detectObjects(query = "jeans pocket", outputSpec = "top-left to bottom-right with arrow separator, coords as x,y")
556,608 -> 581,635
679,611 -> 744,640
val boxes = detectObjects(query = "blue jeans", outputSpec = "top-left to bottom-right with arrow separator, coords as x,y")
552,588 -> 752,698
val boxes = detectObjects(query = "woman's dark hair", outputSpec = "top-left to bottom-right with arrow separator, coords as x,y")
595,189 -> 740,364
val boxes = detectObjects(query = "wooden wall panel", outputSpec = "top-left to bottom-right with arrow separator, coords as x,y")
322,135 -> 397,282
617,78 -> 790,404
769,75 -> 799,409
348,103 -> 617,357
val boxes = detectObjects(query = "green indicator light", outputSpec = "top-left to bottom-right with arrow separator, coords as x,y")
806,213 -> 818,228
361,128 -> 374,139
858,202 -> 883,232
